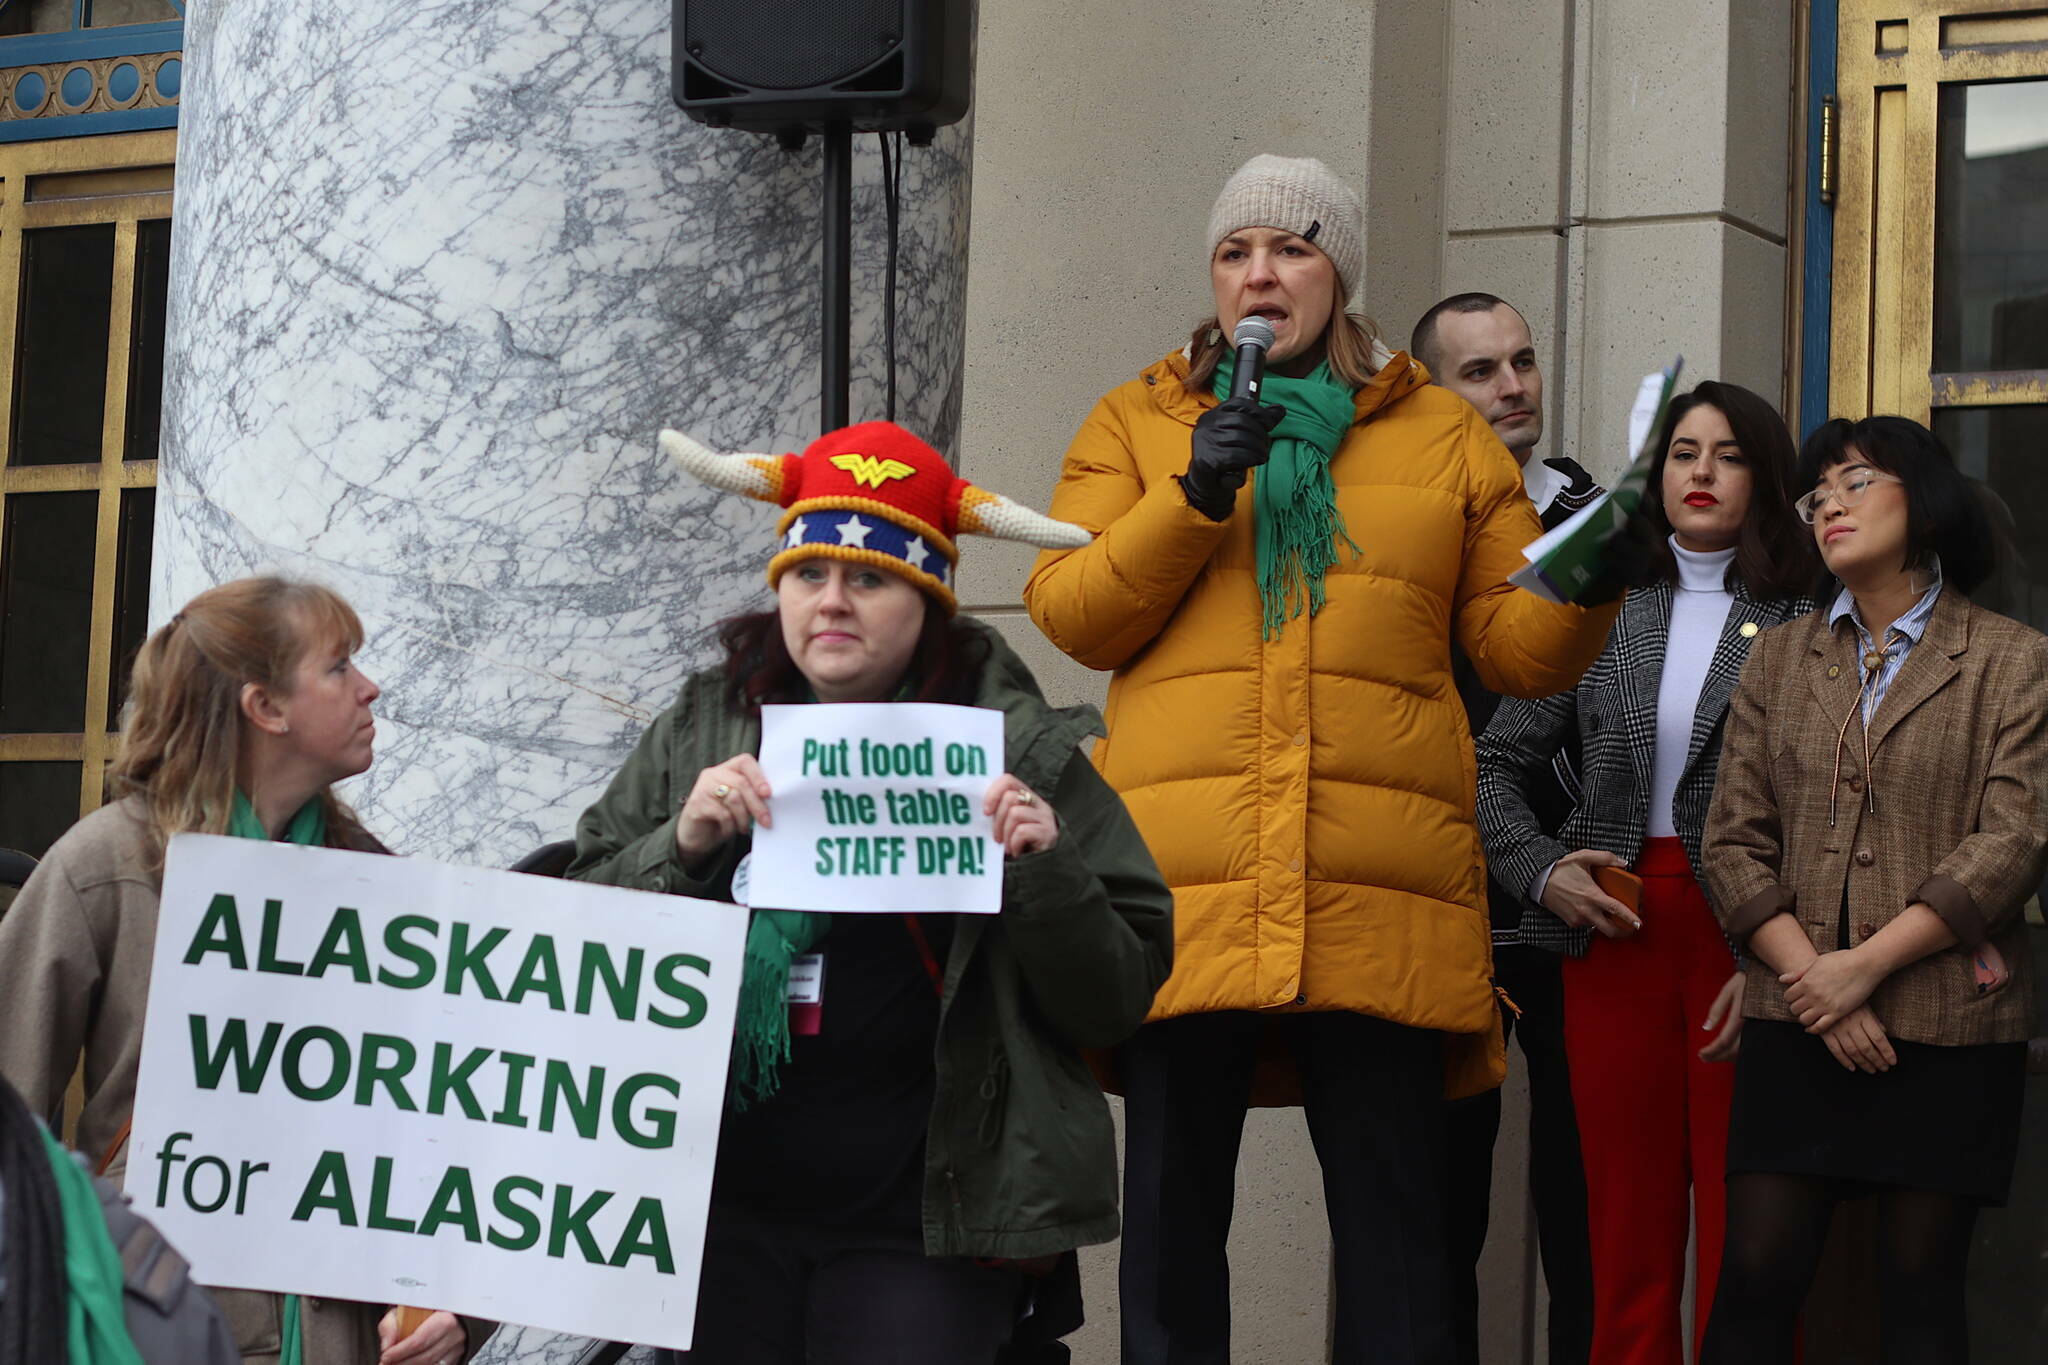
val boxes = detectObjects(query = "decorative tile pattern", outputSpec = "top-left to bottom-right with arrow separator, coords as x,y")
0,49 -> 179,120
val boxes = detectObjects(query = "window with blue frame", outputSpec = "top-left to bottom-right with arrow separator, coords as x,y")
0,0 -> 180,142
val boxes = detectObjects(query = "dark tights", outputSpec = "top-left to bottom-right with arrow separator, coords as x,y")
1702,1172 -> 1980,1365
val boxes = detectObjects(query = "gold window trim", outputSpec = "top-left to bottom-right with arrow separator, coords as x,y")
1830,0 -> 2048,423
0,127 -> 174,818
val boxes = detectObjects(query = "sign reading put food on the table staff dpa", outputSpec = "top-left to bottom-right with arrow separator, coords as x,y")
127,834 -> 748,1350
748,702 -> 1005,914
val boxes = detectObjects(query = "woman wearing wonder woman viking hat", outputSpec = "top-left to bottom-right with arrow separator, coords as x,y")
567,420 -> 1173,1364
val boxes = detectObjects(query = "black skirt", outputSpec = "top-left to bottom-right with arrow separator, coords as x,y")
1725,1019 -> 2028,1205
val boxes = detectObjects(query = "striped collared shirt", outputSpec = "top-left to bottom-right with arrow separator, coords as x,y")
1827,564 -> 1944,725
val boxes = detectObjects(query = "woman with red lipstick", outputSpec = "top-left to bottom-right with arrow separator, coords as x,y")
1475,382 -> 1813,1365
571,422 -> 1173,1365
1698,417 -> 2043,1364
0,577 -> 486,1365
1025,153 -> 1624,1364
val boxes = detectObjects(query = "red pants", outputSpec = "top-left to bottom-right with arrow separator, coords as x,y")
1562,837 -> 1736,1365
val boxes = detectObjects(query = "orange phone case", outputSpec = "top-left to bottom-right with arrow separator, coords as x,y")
1592,865 -> 1643,914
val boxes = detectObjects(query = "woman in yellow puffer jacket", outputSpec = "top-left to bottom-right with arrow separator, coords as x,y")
1023,154 -> 1621,1364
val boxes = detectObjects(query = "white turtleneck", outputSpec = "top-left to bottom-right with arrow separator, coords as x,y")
1648,538 -> 1738,838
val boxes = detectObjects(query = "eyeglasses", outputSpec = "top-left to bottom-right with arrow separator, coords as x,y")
1795,468 -> 1903,524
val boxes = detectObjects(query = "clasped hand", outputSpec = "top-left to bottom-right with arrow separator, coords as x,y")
1782,937 -> 2010,1074
1780,949 -> 1895,1073
675,757 -> 1058,862
1779,949 -> 1881,1035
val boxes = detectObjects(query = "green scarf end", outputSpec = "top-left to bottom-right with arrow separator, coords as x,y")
1213,353 -> 1360,639
730,908 -> 827,1111
280,1293 -> 304,1365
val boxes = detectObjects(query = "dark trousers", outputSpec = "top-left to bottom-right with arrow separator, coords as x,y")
1443,944 -> 1594,1364
659,1201 -> 1023,1365
1118,1009 -> 1454,1365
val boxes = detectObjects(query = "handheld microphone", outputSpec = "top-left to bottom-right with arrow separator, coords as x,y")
1228,316 -> 1275,402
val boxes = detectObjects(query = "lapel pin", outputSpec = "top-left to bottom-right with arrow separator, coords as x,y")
1827,664 -> 1841,678
1739,621 -> 1759,639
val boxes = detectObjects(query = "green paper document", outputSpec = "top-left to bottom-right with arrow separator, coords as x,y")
1510,356 -> 1685,604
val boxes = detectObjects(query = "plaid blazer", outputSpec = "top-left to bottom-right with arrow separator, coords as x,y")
1456,455 -> 1604,945
1702,590 -> 2045,1045
1474,577 -> 1812,955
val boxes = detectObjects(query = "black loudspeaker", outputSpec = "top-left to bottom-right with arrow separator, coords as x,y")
673,0 -> 971,142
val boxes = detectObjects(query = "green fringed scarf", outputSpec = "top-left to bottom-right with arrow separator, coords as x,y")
1212,352 -> 1360,639
730,906 -> 828,1111
227,789 -> 323,1365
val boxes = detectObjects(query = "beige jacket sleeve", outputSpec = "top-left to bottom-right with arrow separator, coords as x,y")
0,854 -> 106,1130
1911,633 -> 2048,946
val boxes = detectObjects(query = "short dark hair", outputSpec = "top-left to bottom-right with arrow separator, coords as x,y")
1642,380 -> 1813,602
717,596 -> 989,715
1410,292 -> 1513,374
1796,415 -> 1998,595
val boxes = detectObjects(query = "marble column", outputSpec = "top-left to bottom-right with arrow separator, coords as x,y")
156,0 -> 973,881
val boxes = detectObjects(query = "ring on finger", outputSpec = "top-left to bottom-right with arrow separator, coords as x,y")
1016,789 -> 1035,806
712,783 -> 732,800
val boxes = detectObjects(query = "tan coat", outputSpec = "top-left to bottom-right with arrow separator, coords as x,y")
1703,592 -> 2045,1045
0,797 -> 492,1363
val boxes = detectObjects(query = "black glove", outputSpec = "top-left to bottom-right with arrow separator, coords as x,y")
1176,397 -> 1287,521
1579,506 -> 1662,605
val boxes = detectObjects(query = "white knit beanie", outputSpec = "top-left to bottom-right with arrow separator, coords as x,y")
1206,154 -> 1363,301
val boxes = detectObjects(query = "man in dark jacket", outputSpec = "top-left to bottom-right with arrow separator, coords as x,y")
1413,292 -> 1598,1365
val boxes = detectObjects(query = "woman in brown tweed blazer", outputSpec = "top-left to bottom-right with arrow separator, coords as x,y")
1699,416 -> 2045,1364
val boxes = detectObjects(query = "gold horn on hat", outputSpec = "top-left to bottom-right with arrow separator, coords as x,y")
659,428 -> 793,505
954,483 -> 1094,550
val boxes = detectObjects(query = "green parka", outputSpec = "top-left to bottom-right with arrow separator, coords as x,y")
563,621 -> 1174,1259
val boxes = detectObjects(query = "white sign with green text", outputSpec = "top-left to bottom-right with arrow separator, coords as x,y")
127,834 -> 746,1350
748,702 -> 1005,913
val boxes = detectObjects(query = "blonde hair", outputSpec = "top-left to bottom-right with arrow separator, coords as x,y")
110,576 -> 374,860
1183,310 -> 1383,395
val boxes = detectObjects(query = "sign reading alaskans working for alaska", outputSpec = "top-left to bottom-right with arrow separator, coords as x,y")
748,702 -> 1005,914
127,835 -> 746,1351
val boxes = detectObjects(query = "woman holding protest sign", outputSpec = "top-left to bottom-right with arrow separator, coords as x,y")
568,421 -> 1174,1364
1474,381 -> 1813,1365
0,576 -> 485,1365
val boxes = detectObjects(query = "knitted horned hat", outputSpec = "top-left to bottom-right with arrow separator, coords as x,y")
660,420 -> 1092,614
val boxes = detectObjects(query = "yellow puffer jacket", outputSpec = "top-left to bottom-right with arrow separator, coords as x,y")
1025,348 -> 1619,1097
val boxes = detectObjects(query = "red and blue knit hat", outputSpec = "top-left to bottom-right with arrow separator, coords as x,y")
660,421 -> 1092,614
